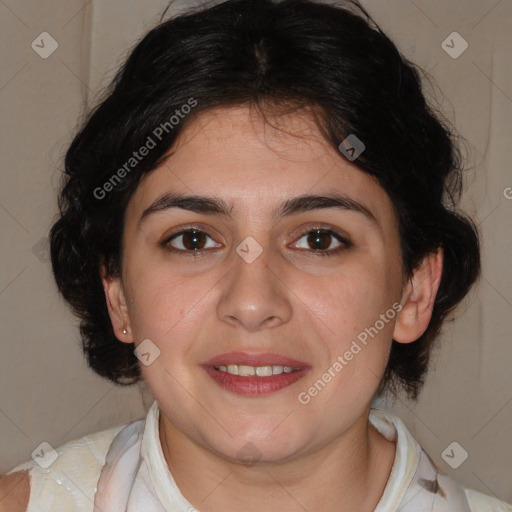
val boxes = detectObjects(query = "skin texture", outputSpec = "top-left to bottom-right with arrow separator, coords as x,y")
103,105 -> 443,512
0,472 -> 30,512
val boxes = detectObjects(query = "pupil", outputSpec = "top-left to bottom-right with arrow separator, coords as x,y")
308,230 -> 330,250
183,230 -> 205,250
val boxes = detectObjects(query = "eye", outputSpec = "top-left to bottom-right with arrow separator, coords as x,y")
164,228 -> 222,253
291,228 -> 351,256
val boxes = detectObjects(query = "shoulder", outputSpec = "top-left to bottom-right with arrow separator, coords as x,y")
369,408 -> 511,511
465,487 -> 512,512
0,422 -> 130,512
0,471 -> 30,512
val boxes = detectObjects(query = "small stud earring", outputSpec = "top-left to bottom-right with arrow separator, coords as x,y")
122,328 -> 127,334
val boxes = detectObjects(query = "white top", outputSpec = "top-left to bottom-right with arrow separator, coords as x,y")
6,401 -> 511,511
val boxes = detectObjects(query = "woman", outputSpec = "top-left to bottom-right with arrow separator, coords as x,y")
1,0 -> 510,510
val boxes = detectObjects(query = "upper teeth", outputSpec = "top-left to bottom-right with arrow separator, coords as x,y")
215,364 -> 298,376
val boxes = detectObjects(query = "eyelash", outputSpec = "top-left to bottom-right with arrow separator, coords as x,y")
161,226 -> 351,258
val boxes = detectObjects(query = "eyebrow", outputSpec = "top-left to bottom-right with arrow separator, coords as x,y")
138,192 -> 378,227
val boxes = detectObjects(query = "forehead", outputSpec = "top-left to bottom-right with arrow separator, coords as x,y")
126,105 -> 396,228
171,104 -> 347,169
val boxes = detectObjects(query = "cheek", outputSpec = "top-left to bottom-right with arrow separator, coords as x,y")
124,260 -> 211,341
299,258 -> 398,398
304,259 -> 394,334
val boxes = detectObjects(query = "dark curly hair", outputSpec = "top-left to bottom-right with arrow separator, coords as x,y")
49,0 -> 480,400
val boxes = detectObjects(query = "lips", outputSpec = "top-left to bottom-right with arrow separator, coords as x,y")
201,352 -> 311,396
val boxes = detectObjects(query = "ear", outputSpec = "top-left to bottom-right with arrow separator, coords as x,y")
101,264 -> 133,344
393,249 -> 443,344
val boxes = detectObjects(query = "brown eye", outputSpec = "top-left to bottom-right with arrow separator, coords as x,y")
307,230 -> 333,250
166,229 -> 221,252
292,228 -> 351,256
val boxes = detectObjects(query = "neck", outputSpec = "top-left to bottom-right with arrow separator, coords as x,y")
159,409 -> 396,512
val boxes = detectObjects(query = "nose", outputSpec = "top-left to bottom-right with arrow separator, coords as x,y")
217,246 -> 293,332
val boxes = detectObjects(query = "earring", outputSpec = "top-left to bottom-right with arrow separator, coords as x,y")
122,328 -> 127,334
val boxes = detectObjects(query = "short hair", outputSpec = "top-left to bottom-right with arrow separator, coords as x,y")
49,0 -> 480,400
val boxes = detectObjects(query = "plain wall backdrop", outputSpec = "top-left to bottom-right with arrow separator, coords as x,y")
1,0 -> 511,502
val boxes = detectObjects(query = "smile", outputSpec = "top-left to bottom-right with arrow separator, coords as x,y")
213,364 -> 302,376
202,352 -> 311,395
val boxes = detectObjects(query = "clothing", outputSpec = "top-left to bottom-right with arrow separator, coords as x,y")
6,401 -> 511,511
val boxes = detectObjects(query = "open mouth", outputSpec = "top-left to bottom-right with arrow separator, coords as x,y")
212,364 -> 303,377
202,352 -> 310,395
203,362 -> 309,395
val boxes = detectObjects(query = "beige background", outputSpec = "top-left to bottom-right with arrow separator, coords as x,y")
1,0 -> 511,502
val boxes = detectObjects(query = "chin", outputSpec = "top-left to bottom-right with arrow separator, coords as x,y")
208,429 -> 305,466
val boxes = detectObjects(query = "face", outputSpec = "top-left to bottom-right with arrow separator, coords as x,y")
104,105 -> 423,464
